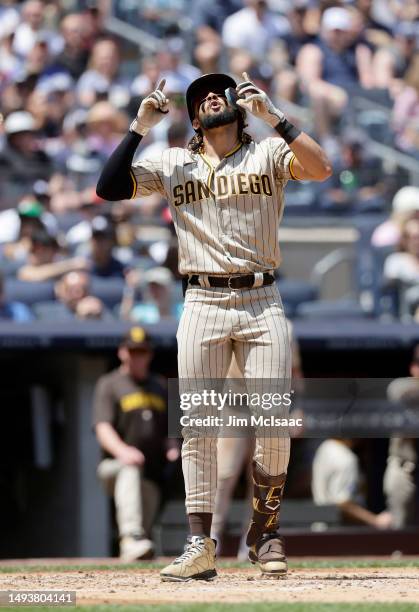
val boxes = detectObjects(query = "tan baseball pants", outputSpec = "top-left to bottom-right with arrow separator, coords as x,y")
177,283 -> 292,514
97,459 -> 160,538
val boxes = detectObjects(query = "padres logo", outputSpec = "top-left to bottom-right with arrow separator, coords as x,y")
130,327 -> 146,342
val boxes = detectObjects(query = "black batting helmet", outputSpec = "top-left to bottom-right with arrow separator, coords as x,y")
186,73 -> 237,122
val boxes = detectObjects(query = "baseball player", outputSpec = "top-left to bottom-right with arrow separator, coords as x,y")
97,72 -> 331,581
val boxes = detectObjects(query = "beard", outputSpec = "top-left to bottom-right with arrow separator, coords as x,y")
200,107 -> 239,130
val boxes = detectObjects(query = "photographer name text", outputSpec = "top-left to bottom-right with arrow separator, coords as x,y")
180,414 -> 302,427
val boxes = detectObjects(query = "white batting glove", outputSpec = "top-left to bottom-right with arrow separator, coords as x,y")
236,72 -> 284,128
130,78 -> 169,136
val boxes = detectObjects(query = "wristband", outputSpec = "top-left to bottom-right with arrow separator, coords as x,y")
129,118 -> 149,137
274,118 -> 301,144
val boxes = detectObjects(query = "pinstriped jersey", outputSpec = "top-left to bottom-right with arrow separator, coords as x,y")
131,137 -> 297,275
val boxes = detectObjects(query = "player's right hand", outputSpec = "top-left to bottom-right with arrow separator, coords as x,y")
130,79 -> 169,136
236,72 -> 284,128
374,511 -> 393,530
117,444 -> 145,466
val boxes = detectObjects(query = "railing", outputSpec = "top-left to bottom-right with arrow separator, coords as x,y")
352,94 -> 419,186
105,15 -> 161,53
278,93 -> 419,186
106,0 -> 194,55
364,139 -> 419,186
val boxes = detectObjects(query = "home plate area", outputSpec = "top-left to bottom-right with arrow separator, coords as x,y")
1,562 -> 419,605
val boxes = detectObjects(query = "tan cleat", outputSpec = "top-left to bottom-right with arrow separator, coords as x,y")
160,536 -> 217,582
248,532 -> 287,576
120,535 -> 154,561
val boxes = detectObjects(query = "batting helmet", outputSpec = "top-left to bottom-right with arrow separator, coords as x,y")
186,73 -> 237,122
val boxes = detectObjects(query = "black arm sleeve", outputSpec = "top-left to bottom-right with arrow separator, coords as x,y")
96,131 -> 143,201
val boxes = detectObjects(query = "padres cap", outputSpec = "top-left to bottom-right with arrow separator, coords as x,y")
186,73 -> 237,122
122,326 -> 152,350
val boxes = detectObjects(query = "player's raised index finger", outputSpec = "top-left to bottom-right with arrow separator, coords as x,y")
242,72 -> 250,82
156,78 -> 166,91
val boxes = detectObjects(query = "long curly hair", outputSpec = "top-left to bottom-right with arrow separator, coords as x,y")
187,109 -> 253,153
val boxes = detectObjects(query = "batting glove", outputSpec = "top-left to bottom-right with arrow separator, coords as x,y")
130,79 -> 169,136
236,72 -> 284,128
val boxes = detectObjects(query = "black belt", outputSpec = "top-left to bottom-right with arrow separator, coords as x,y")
186,272 -> 275,290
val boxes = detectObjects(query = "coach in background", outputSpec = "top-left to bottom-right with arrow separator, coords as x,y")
384,344 -> 419,528
312,438 -> 394,529
93,327 -> 180,561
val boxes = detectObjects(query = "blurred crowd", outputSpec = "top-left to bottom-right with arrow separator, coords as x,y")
0,0 -> 418,323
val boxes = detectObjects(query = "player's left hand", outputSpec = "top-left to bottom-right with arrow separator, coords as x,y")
236,72 -> 284,128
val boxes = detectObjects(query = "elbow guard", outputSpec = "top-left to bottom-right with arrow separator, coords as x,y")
96,178 -> 134,202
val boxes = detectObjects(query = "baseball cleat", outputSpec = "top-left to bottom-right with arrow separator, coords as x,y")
160,536 -> 217,582
248,532 -> 287,576
119,535 -> 154,561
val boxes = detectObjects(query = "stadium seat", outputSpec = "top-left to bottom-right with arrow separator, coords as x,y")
55,211 -> 85,232
370,245 -> 398,318
5,279 -> 55,305
284,180 -> 319,216
357,109 -> 394,146
127,255 -> 156,270
1,259 -> 23,277
296,299 -> 369,319
352,215 -> 388,299
277,279 -> 318,319
90,276 -> 125,309
33,301 -> 73,320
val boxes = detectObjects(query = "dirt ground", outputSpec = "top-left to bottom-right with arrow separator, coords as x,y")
1,565 -> 419,605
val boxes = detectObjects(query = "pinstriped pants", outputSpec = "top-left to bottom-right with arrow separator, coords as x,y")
177,283 -> 291,514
